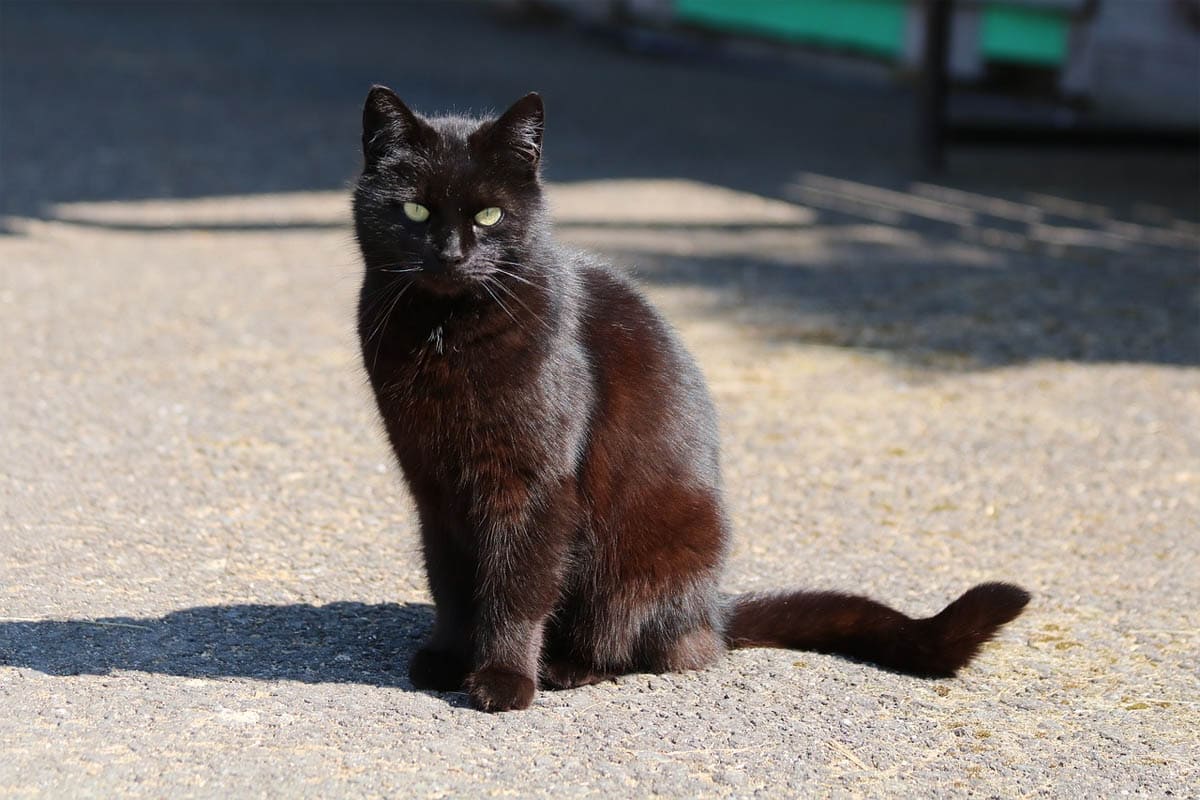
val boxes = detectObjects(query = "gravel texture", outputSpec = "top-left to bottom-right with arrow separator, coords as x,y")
2,2 -> 1198,797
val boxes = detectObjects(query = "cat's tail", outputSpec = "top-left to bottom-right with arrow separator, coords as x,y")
724,582 -> 1030,677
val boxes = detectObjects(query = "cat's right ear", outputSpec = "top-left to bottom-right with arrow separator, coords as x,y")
362,85 -> 422,166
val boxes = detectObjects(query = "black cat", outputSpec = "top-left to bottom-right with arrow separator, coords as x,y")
353,87 -> 1029,712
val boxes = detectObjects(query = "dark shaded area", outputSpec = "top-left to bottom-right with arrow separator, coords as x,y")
29,217 -> 348,233
622,239 -> 1199,367
0,602 -> 434,689
0,0 -> 908,214
5,1 -> 1195,217
1,1 -> 1196,366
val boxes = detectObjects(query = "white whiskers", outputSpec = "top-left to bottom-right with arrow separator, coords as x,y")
365,277 -> 414,372
480,278 -> 521,326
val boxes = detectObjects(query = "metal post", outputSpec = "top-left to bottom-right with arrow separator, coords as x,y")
919,0 -> 953,171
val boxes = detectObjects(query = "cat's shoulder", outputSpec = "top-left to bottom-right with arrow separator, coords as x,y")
559,249 -> 651,315
554,249 -> 684,354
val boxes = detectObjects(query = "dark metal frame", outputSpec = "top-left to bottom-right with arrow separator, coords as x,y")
918,0 -> 1200,171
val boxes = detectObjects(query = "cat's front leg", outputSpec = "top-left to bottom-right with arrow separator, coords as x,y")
409,621 -> 471,692
410,516 -> 476,692
466,487 -> 576,712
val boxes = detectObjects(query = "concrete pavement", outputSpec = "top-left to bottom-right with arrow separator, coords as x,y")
2,2 -> 1198,797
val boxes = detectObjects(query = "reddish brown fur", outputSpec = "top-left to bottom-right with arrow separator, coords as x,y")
354,88 -> 1030,712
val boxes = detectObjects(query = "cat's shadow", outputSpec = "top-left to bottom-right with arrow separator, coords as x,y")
0,601 -> 436,690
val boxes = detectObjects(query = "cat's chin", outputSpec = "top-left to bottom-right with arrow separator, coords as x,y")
412,273 -> 476,298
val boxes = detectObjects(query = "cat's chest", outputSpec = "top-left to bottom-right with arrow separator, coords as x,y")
374,330 -> 543,449
378,318 -> 520,389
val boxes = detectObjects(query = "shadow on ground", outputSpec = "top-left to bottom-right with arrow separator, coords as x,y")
2,1 -> 1197,367
5,1 -> 1195,222
0,602 -> 434,688
599,231 -> 1200,368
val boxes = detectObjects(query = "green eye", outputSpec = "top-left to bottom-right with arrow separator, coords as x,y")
402,202 -> 430,222
474,207 -> 503,227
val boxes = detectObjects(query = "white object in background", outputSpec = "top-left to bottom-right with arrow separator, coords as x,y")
1060,0 -> 1200,125
902,3 -> 985,80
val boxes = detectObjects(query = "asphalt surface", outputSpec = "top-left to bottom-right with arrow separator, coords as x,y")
2,2 -> 1198,797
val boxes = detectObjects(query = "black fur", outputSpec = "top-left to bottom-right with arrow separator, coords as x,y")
353,87 -> 1030,712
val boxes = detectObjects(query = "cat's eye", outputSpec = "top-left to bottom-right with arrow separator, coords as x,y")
474,207 -> 503,227
402,202 -> 430,222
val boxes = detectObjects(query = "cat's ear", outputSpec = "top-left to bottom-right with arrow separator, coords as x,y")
362,85 -> 423,165
479,92 -> 544,173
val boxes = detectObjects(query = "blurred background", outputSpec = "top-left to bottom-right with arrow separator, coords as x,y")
2,0 -> 1198,365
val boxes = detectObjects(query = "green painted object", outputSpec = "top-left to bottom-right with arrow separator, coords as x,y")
675,0 -> 1072,67
675,0 -> 908,58
981,5 -> 1069,66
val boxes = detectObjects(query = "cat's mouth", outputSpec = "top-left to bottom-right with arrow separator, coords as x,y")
413,268 -> 487,298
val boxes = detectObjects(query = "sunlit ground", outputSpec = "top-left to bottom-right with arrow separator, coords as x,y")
2,0 -> 1198,793
13,173 -> 1197,369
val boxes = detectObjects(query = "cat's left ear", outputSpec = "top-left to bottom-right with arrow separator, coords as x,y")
477,93 -> 544,173
362,85 -> 425,166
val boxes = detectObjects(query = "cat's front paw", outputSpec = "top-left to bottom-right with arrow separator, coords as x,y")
466,666 -> 536,712
409,647 -> 469,692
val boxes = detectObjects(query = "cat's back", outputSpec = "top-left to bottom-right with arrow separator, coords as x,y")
570,253 -> 720,485
572,254 -> 701,387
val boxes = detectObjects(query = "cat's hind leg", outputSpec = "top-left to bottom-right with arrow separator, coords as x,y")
540,658 -> 611,690
541,623 -> 723,688
538,606 -> 614,690
642,626 -> 725,674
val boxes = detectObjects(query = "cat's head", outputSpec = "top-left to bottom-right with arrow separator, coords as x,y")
353,86 -> 548,295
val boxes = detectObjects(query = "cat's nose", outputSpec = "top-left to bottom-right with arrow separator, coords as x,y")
436,232 -> 465,266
